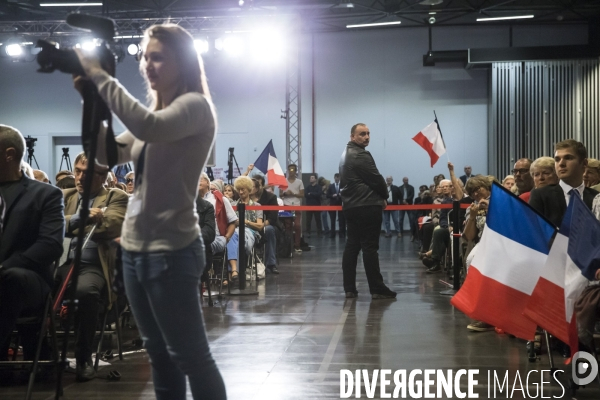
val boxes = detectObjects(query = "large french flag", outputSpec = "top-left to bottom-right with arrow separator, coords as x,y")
412,121 -> 446,167
524,194 -> 600,356
254,140 -> 288,190
451,183 -> 556,340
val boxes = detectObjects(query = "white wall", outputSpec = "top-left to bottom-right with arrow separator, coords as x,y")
0,23 -> 588,187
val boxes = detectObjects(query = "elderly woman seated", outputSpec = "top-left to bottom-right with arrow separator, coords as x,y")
520,156 -> 559,202
226,176 -> 264,283
584,158 -> 600,191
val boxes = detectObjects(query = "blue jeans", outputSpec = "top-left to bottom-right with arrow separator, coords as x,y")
321,211 -> 330,232
264,225 -> 277,267
382,210 -> 400,234
226,228 -> 255,261
122,238 -> 226,400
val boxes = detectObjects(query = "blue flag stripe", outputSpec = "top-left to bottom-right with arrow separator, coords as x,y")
254,140 -> 275,174
567,194 -> 600,281
487,183 -> 556,255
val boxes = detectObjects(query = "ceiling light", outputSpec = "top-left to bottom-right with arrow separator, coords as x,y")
6,44 -> 23,57
419,0 -> 443,5
477,15 -> 534,22
40,2 -> 103,6
127,44 -> 139,56
346,21 -> 401,29
334,2 -> 354,8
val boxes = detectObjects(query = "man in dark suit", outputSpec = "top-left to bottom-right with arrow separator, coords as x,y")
327,173 -> 346,238
196,195 -> 216,282
530,139 -> 598,227
62,152 -> 127,380
253,174 -> 280,274
0,125 -> 65,361
459,166 -> 473,186
398,177 -> 415,239
383,176 -> 402,238
340,123 -> 396,300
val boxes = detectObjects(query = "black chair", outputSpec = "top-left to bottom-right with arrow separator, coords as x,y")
207,249 -> 228,299
0,270 -> 60,400
93,295 -> 124,371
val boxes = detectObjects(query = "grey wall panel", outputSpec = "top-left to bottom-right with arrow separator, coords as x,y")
490,59 -> 600,178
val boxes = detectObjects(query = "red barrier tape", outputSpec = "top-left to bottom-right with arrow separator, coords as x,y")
233,204 -> 471,211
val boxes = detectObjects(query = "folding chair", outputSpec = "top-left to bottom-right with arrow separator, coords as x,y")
0,275 -> 60,400
207,249 -> 228,299
93,295 -> 124,371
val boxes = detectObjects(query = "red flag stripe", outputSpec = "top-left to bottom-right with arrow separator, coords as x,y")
412,132 -> 440,167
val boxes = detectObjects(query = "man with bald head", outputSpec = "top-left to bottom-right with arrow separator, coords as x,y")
0,125 -> 64,361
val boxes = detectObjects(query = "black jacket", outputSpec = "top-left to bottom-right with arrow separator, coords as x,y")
399,183 -> 415,204
327,182 -> 343,206
305,183 -> 322,206
257,190 -> 279,227
196,197 -> 216,246
386,185 -> 402,205
529,183 -> 598,228
0,174 -> 65,287
339,141 -> 387,210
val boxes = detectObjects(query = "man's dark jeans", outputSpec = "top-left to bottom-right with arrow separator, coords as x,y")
342,206 -> 389,294
430,227 -> 450,261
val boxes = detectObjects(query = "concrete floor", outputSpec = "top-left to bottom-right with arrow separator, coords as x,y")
2,235 -> 599,399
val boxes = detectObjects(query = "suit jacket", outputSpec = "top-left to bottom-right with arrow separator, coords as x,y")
64,187 -> 128,305
529,184 -> 598,228
327,182 -> 343,206
399,184 -> 415,204
0,174 -> 64,287
257,190 -> 279,227
305,184 -> 322,206
196,197 -> 215,246
460,175 -> 472,186
385,185 -> 402,205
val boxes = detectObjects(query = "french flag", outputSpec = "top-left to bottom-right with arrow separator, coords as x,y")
524,194 -> 599,357
451,183 -> 556,340
412,121 -> 446,167
254,140 -> 288,190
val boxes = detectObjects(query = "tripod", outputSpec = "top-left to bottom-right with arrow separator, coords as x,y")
26,146 -> 39,169
227,147 -> 241,185
59,147 -> 72,172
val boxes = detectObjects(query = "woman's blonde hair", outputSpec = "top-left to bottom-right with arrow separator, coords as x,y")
586,158 -> 600,174
530,156 -> 555,172
234,176 -> 254,193
502,175 -> 515,184
140,24 -> 211,110
464,175 -> 494,196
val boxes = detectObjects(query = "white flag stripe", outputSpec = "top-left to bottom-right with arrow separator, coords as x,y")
539,233 -> 569,288
472,226 -> 549,295
421,122 -> 446,157
564,256 -> 589,322
268,154 -> 284,175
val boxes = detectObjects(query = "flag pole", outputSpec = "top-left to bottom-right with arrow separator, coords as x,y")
433,110 -> 450,162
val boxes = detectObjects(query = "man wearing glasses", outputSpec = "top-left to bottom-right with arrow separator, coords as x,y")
61,151 -> 127,381
512,158 -> 534,201
125,171 -> 135,195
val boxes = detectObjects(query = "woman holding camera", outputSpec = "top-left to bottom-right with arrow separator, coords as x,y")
74,24 -> 226,399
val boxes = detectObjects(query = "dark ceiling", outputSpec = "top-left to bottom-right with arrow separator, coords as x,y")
1,0 -> 599,34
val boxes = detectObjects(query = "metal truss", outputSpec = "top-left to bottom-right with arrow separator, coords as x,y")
284,39 -> 301,174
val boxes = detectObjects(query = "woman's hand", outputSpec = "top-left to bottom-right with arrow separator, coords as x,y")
74,48 -> 104,77
468,204 -> 478,219
448,162 -> 455,173
478,199 -> 489,211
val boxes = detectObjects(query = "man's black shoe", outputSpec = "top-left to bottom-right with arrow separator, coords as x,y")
426,265 -> 442,274
76,360 -> 96,382
345,292 -> 358,298
422,257 -> 438,269
267,265 -> 280,274
372,290 -> 397,300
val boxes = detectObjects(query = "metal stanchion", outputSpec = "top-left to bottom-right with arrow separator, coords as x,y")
441,200 -> 461,296
229,203 -> 258,296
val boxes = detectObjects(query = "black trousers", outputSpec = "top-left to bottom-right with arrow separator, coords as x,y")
329,210 -> 346,236
342,206 -> 388,294
59,263 -> 106,365
430,227 -> 450,261
305,211 -> 322,233
421,223 -> 435,252
0,268 -> 51,361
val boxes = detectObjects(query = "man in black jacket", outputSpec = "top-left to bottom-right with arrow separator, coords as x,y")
327,173 -> 345,238
254,175 -> 280,274
196,195 -> 216,276
0,125 -> 65,360
398,177 -> 415,239
304,174 -> 323,237
530,139 -> 598,227
340,123 -> 396,300
383,176 -> 402,238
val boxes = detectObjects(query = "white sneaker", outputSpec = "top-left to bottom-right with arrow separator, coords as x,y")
294,248 -> 302,253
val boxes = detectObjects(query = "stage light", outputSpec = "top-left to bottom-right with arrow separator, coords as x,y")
218,36 -> 243,56
194,39 -> 209,54
249,30 -> 285,63
6,44 -> 23,57
239,0 -> 244,5
127,43 -> 139,56
477,15 -> 534,21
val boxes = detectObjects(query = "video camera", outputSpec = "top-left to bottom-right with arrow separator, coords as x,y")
36,13 -> 117,77
24,135 -> 37,150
